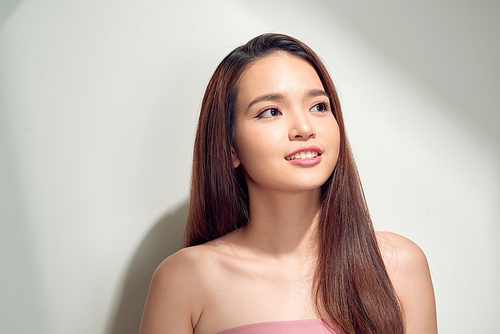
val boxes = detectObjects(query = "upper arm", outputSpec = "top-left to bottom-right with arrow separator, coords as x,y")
139,249 -> 203,334
377,232 -> 438,334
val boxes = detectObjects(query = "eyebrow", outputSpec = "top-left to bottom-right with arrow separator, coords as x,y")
246,93 -> 284,112
246,89 -> 329,113
307,89 -> 329,98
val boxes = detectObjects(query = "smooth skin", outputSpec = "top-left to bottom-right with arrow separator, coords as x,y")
140,53 -> 437,334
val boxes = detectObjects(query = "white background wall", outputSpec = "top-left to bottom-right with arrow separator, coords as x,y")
1,1 -> 498,333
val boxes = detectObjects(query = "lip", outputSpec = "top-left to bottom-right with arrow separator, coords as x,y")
285,145 -> 323,166
285,145 -> 323,158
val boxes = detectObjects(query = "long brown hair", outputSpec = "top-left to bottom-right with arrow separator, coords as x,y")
184,33 -> 404,334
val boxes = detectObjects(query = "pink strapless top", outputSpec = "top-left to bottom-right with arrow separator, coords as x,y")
217,319 -> 337,333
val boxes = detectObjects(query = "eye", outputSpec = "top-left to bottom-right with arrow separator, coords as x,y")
310,102 -> 329,112
256,107 -> 282,118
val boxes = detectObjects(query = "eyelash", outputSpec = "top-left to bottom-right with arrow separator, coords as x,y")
311,102 -> 330,112
255,108 -> 282,118
255,102 -> 330,119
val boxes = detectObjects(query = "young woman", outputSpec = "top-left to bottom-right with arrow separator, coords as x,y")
140,33 -> 437,334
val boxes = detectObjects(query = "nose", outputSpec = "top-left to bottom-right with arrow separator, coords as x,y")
288,111 -> 315,141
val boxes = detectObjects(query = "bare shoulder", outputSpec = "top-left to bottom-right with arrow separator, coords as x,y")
376,231 -> 438,334
376,231 -> 427,273
139,245 -> 220,334
155,244 -> 219,281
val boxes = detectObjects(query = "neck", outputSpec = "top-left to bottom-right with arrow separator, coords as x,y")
240,187 -> 322,257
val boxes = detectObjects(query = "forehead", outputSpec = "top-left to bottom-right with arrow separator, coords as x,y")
236,53 -> 324,104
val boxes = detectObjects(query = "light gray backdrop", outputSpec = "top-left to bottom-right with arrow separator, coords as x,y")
1,0 -> 499,333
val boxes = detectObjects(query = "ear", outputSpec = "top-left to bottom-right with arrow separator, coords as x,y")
231,146 -> 240,168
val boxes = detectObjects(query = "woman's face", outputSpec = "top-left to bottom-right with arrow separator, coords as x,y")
232,52 -> 340,194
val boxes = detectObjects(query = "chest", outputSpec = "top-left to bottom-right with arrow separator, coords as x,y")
194,265 -> 318,334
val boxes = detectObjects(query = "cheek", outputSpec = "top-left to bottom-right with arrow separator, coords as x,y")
233,124 -> 283,167
234,131 -> 268,168
331,121 -> 340,149
324,119 -> 341,166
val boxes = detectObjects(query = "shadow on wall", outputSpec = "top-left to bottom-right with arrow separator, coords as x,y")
106,200 -> 189,334
0,0 -> 23,28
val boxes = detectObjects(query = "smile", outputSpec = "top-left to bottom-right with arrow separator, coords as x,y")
285,151 -> 320,161
284,145 -> 323,166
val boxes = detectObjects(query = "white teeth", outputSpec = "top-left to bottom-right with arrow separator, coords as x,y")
285,151 -> 319,160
